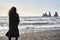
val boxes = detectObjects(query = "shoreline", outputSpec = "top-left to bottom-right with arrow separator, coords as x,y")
0,30 -> 60,40
0,27 -> 60,36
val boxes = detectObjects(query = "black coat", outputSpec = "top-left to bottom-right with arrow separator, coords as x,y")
6,13 -> 19,37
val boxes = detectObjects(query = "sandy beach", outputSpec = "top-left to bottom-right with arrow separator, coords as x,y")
0,30 -> 60,40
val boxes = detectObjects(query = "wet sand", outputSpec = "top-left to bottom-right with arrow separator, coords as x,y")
0,30 -> 60,40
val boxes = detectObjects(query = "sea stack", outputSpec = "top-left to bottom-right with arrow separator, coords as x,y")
54,12 -> 58,17
42,12 -> 51,17
48,12 -> 51,17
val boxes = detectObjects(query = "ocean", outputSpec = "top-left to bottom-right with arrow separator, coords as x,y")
0,16 -> 60,36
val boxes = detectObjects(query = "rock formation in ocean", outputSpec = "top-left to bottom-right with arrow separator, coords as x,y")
54,12 -> 58,17
48,12 -> 51,17
42,11 -> 58,17
42,12 -> 51,17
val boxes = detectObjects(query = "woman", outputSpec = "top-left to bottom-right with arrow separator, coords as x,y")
6,7 -> 20,40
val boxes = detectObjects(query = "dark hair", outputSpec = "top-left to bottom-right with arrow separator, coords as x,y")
9,7 -> 17,16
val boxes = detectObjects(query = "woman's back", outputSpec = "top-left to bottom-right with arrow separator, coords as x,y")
6,7 -> 19,37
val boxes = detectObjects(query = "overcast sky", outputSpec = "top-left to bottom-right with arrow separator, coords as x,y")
0,0 -> 60,16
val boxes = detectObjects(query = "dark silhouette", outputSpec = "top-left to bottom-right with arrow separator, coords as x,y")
42,11 -> 59,17
49,12 -> 51,17
6,7 -> 20,40
54,12 -> 58,17
42,12 -> 51,17
42,12 -> 48,17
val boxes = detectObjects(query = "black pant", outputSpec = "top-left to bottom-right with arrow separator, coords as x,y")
9,37 -> 18,40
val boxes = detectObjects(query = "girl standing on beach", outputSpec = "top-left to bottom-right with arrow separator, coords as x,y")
6,7 -> 20,40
